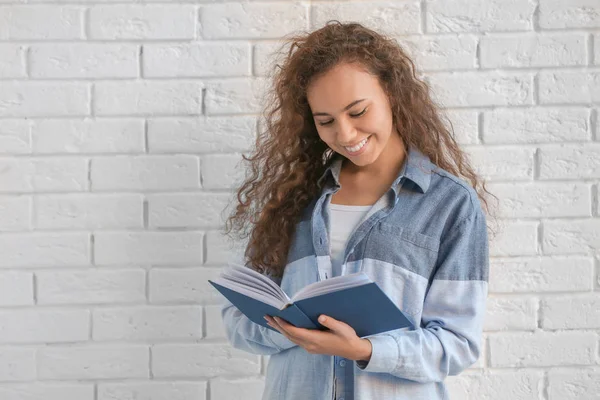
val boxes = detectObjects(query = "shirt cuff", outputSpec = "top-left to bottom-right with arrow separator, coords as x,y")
355,335 -> 399,373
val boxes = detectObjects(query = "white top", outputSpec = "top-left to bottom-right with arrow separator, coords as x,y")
328,194 -> 389,277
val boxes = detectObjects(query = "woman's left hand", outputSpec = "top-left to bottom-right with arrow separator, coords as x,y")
264,314 -> 372,362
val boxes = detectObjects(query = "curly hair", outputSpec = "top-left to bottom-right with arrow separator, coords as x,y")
223,21 -> 498,278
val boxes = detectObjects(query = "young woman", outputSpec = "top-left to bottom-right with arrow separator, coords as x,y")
222,21 -> 496,400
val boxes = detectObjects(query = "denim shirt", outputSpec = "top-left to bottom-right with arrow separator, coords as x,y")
221,145 -> 490,400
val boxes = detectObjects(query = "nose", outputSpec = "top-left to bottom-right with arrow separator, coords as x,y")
336,117 -> 358,144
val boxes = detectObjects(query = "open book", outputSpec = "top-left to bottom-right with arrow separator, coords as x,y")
209,263 -> 414,338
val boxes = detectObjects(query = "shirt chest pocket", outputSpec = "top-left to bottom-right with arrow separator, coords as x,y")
362,222 -> 440,316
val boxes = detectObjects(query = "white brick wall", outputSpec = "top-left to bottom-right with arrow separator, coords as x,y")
0,0 -> 598,399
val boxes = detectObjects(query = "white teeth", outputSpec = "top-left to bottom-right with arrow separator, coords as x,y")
344,137 -> 368,153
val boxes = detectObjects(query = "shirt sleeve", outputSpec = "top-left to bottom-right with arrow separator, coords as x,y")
355,205 -> 489,382
221,268 -> 300,355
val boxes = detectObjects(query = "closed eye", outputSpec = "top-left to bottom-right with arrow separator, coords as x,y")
318,107 -> 367,126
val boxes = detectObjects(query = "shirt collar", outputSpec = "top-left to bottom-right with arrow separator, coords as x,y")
316,145 -> 433,193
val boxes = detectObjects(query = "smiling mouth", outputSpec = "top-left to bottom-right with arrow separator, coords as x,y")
342,136 -> 370,153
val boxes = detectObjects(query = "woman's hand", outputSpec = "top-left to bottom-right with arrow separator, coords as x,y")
264,314 -> 372,362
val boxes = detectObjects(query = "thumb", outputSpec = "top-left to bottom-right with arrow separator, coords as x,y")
318,315 -> 349,333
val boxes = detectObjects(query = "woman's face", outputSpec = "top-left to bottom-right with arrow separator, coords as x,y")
306,62 -> 403,169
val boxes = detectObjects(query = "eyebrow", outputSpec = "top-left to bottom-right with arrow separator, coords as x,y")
311,98 -> 367,117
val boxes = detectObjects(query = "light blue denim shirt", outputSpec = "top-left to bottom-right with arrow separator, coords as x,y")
221,145 -> 490,400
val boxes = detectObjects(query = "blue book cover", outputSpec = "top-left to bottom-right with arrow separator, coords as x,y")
209,266 -> 414,337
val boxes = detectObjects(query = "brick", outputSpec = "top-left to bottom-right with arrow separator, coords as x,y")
481,33 -> 586,68
0,6 -> 83,40
30,44 -> 138,78
0,309 -> 88,344
94,81 -> 203,116
98,382 -> 206,400
149,267 -> 223,304
38,345 -> 149,380
148,192 -> 230,229
489,331 -> 596,367
595,108 -> 599,140
595,34 -> 599,66
147,116 -> 256,154
89,5 -> 195,40
596,258 -> 600,290
483,108 -> 590,144
152,343 -> 260,377
0,233 -> 90,268
205,304 -> 227,339
543,219 -> 600,255
0,383 -> 93,400
539,71 -> 600,104
0,195 -> 31,231
36,194 -> 143,229
0,44 -> 26,78
143,43 -> 250,78
596,183 -> 600,218
0,347 -> 35,381
91,155 -> 199,191
447,369 -> 542,400
204,78 -> 267,115
541,294 -> 600,330
426,0 -> 536,33
0,271 -> 33,305
401,35 -> 477,71
95,231 -> 203,266
484,296 -> 537,331
427,72 -> 534,107
32,118 -> 144,154
200,2 -> 307,39
36,269 -> 145,305
0,119 -> 31,154
489,256 -> 594,293
210,377 -> 265,400
486,182 -> 590,218
0,158 -> 88,193
93,306 -> 202,341
539,0 -> 600,29
0,82 -> 89,117
539,144 -> 600,179
548,368 -> 600,400
201,154 -> 246,189
465,146 -> 534,181
205,230 -> 246,265
488,220 -> 538,256
312,2 -> 420,35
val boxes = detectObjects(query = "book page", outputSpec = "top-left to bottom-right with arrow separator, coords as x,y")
211,277 -> 284,309
212,263 -> 292,309
291,272 -> 372,302
227,263 -> 290,302
227,267 -> 283,299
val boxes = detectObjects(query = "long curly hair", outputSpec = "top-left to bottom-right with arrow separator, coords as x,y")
223,21 -> 498,278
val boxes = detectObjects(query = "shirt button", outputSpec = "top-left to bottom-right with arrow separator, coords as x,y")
339,360 -> 346,367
